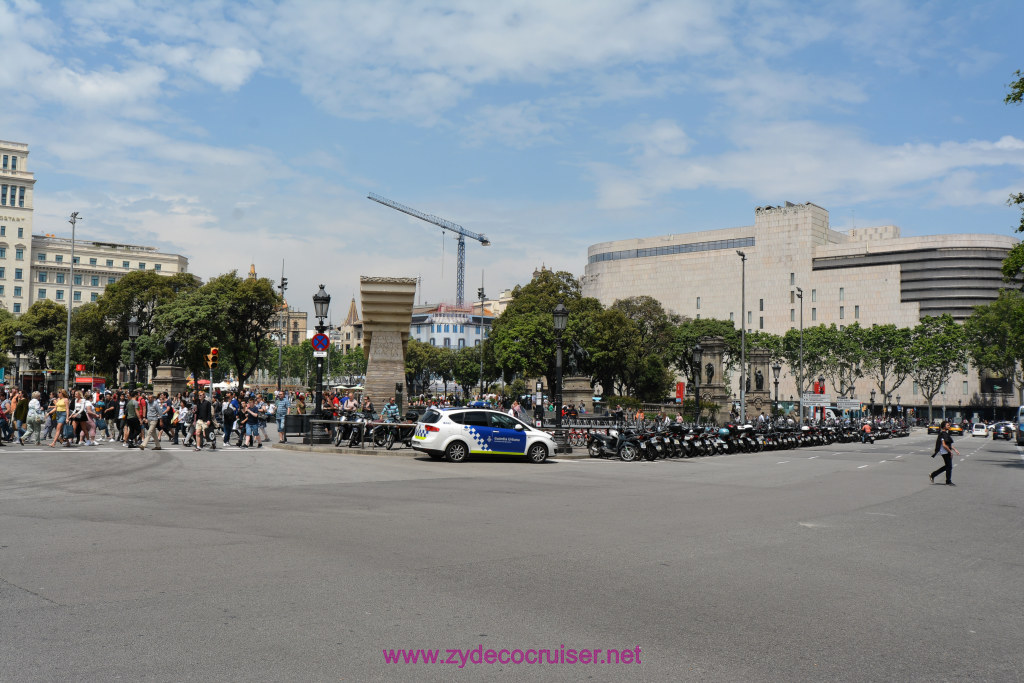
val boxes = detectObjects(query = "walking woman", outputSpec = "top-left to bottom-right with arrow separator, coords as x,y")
930,420 -> 960,486
48,389 -> 69,448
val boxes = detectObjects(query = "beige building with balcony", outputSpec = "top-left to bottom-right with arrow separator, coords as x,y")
1,139 -> 188,314
583,201 -> 1019,416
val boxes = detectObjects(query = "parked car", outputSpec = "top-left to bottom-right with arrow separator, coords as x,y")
412,407 -> 555,463
971,423 -> 988,437
992,423 -> 1014,441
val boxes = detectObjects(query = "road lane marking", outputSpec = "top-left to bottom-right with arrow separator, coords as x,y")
808,456 -> 819,459
777,461 -> 790,464
894,455 -> 902,458
879,460 -> 886,463
858,465 -> 869,469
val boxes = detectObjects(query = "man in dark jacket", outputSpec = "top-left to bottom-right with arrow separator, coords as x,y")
193,391 -> 215,451
930,420 -> 960,486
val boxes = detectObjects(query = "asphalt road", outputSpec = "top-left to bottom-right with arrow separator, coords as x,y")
1,430 -> 1022,681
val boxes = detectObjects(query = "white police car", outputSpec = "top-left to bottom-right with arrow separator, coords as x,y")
412,407 -> 555,463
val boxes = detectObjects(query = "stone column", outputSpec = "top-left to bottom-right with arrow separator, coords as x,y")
360,277 -> 418,406
745,348 -> 771,421
152,365 -> 187,397
699,336 -> 727,424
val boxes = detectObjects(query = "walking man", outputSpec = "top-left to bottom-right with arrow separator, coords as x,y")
140,392 -> 165,450
193,390 -> 215,451
930,420 -> 960,486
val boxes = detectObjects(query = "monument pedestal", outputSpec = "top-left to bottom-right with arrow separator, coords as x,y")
562,376 -> 593,415
361,277 -> 418,406
153,365 -> 187,397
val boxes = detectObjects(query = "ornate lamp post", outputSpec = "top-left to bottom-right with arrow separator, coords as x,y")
870,388 -> 876,419
127,316 -> 140,390
771,362 -> 781,416
312,284 -> 331,419
736,250 -> 747,423
795,286 -> 804,423
13,329 -> 23,389
693,343 -> 703,424
817,373 -> 825,421
552,303 -> 568,434
897,394 -> 902,420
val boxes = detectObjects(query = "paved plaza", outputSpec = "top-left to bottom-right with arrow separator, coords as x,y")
1,430 -> 1022,681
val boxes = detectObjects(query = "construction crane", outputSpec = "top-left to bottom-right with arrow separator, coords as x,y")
368,192 -> 491,307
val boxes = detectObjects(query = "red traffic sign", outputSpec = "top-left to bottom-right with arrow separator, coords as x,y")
311,333 -> 330,351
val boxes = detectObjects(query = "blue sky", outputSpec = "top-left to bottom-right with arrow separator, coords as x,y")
1,0 -> 1021,317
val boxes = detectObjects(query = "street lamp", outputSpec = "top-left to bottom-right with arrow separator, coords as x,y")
817,373 -> 824,421
897,394 -> 901,419
312,284 -> 331,419
127,316 -> 140,390
795,286 -> 804,423
13,329 -> 23,390
771,362 -> 781,415
64,211 -> 82,392
395,381 -> 404,418
552,303 -> 568,436
737,250 -> 747,423
870,388 -> 876,419
693,343 -> 703,424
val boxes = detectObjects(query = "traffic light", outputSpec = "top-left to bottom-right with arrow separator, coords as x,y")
477,287 -> 485,300
280,277 -> 288,291
208,347 -> 219,369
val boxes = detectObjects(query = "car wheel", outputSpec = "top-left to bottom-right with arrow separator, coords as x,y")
445,440 -> 469,463
527,442 -> 548,463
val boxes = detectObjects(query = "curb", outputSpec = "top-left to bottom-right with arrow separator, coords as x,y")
272,442 -> 415,457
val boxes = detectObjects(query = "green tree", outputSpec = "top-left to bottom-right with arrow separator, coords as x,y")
669,317 -> 739,388
861,324 -> 913,412
1001,70 -> 1024,279
963,290 -> 1024,403
405,339 -> 436,394
909,315 -> 968,423
610,296 -> 675,401
4,300 -> 67,373
579,306 -> 638,397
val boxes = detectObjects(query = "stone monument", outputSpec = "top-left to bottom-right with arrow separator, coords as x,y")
360,276 -> 418,405
151,331 -> 188,396
699,336 -> 728,423
744,348 -> 771,421
561,341 -> 594,414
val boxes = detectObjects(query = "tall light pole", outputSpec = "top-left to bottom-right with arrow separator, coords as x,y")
277,264 -> 287,392
13,329 -> 23,389
478,284 -> 486,398
795,286 -> 804,424
693,343 -> 703,424
737,250 -> 747,423
772,362 -> 781,416
552,303 -> 568,433
312,284 -> 331,418
64,211 -> 82,391
127,316 -> 140,390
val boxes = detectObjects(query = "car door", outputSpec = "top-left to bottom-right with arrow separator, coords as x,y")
487,412 -> 527,455
458,410 -> 492,453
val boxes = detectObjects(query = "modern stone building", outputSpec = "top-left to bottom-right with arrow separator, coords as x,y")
582,201 -> 1018,414
1,139 -> 188,315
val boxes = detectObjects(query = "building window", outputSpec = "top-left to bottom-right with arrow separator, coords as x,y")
811,308 -> 817,321
123,261 -> 129,268
475,339 -> 481,347
38,272 -> 46,283
106,259 -> 113,267
56,273 -> 64,284
90,276 -> 99,286
475,325 -> 481,334
73,291 -> 81,302
729,312 -> 734,321
913,382 -> 918,396
790,273 -> 795,285
696,314 -> 700,319
14,268 -> 22,280
108,277 -> 115,285
759,298 -> 764,311
12,303 -> 20,313
839,287 -> 845,301
0,248 -> 5,259
0,185 -> 6,206
36,252 -> 44,261
38,288 -> 45,299
790,309 -> 795,322
17,227 -> 23,238
72,256 -> 79,264
839,305 -> 845,319
811,289 -> 817,302
458,339 -> 465,349
91,292 -> 98,302
444,324 -> 450,333
15,248 -> 23,260
854,305 -> 860,319
56,290 -> 63,300
138,263 -> 145,270
74,275 -> 82,285
429,338 -> 435,346
0,267 -> 5,278
789,290 -> 795,304
963,380 -> 968,394
747,311 -> 752,325
0,285 -> 4,295
759,316 -> 764,329
89,258 -> 97,266
55,255 -> 63,263
13,286 -> 21,297
443,338 -> 451,348
154,264 -> 161,271
696,296 -> 701,309
17,188 -> 24,207
0,226 -> 4,236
